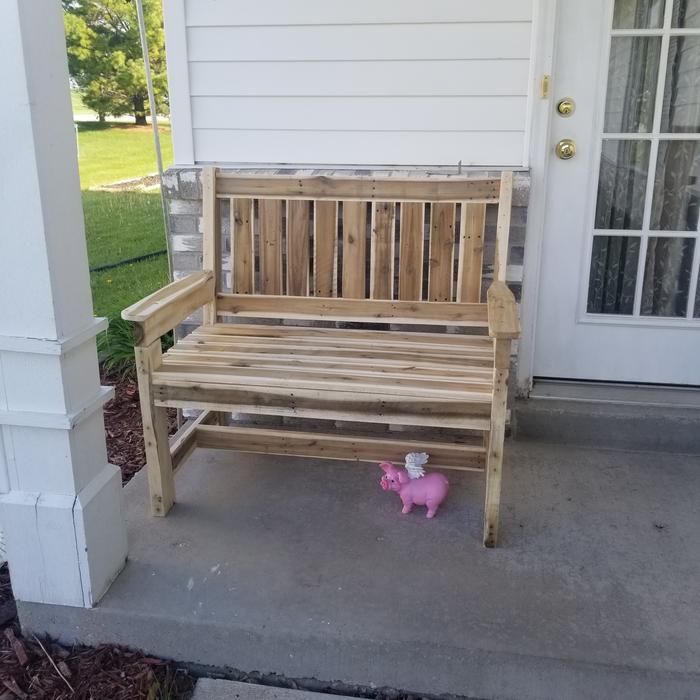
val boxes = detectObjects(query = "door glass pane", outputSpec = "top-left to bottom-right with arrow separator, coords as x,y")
613,0 -> 666,27
587,236 -> 641,314
651,140 -> 700,230
641,237 -> 696,315
672,0 -> 700,27
595,140 -> 651,229
694,266 -> 700,316
605,38 -> 661,133
661,37 -> 700,133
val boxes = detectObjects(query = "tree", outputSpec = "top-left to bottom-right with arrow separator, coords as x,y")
63,0 -> 168,124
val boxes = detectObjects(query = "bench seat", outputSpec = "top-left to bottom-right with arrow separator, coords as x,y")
155,323 -> 495,431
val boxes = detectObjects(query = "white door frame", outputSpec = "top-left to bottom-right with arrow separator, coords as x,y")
517,0 -> 558,396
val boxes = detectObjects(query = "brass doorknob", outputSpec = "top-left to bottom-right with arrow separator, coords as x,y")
555,139 -> 576,160
557,98 -> 576,117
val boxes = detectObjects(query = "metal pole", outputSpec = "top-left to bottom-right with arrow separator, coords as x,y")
135,0 -> 173,282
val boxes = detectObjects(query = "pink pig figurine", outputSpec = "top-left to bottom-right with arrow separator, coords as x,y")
379,452 -> 449,518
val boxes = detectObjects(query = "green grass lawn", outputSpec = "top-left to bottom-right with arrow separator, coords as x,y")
91,257 -> 170,320
77,122 -> 173,189
77,122 -> 174,320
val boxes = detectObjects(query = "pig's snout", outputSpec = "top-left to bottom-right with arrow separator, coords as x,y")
380,476 -> 389,491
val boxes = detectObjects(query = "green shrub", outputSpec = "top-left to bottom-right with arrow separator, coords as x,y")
98,317 -> 173,379
97,317 -> 137,378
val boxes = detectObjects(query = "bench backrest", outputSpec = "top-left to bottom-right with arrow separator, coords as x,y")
201,168 -> 513,327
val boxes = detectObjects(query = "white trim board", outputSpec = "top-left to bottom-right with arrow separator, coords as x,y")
516,0 -> 557,396
0,317 -> 108,356
0,386 -> 114,430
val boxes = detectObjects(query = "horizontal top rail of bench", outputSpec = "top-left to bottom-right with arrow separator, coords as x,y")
216,294 -> 489,327
215,173 -> 501,202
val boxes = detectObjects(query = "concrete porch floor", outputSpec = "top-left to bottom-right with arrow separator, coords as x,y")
18,440 -> 700,700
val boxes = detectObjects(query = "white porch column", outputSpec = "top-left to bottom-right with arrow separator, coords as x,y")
0,0 -> 127,606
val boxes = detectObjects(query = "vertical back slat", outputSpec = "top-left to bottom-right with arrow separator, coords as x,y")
398,202 -> 424,301
314,200 -> 338,297
258,199 -> 284,294
370,202 -> 395,299
457,203 -> 486,302
286,200 -> 310,296
201,166 -> 219,324
232,197 -> 254,294
342,201 -> 367,298
428,202 -> 456,302
494,171 -> 513,284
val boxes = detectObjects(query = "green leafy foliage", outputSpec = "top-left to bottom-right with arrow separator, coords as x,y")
63,0 -> 168,124
96,319 -> 173,379
97,317 -> 137,377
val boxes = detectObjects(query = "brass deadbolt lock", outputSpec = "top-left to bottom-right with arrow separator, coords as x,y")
557,98 -> 576,117
555,139 -> 577,160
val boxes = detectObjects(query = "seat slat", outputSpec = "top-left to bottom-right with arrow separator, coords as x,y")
180,335 -> 494,362
175,342 -> 496,368
157,359 -> 492,394
286,200 -> 310,296
232,197 -> 254,294
428,202 -> 456,302
258,199 -> 284,294
342,201 -> 367,298
193,322 -> 494,349
398,202 -> 424,301
164,350 -> 495,379
370,202 -> 395,300
182,332 -> 495,360
313,200 -> 338,297
188,328 -> 493,354
153,365 -> 493,401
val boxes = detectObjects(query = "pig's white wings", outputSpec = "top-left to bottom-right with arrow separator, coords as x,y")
405,452 -> 429,479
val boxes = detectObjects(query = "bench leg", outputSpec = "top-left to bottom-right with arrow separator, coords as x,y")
483,340 -> 510,548
135,340 -> 175,517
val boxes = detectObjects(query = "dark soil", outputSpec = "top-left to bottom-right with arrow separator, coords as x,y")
0,565 -> 194,699
101,368 -> 177,484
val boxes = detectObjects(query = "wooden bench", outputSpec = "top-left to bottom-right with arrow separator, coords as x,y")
122,168 -> 520,547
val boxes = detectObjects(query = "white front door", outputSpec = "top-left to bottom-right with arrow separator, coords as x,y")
534,0 -> 700,385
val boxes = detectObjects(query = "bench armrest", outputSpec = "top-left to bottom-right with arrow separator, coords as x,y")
122,271 -> 215,346
487,281 -> 520,339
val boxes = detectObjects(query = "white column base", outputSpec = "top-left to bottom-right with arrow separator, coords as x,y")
0,464 -> 127,607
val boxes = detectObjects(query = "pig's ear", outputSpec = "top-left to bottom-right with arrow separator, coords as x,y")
397,471 -> 410,484
379,461 -> 394,473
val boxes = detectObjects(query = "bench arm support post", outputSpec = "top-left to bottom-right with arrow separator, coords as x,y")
484,280 -> 519,547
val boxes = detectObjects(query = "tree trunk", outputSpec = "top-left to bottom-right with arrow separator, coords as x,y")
133,95 -> 147,125
98,112 -> 106,123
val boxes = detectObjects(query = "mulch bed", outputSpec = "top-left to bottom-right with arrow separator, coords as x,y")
101,368 -> 177,484
0,565 -> 194,699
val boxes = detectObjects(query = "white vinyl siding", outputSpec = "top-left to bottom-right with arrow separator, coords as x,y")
168,0 -> 535,166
